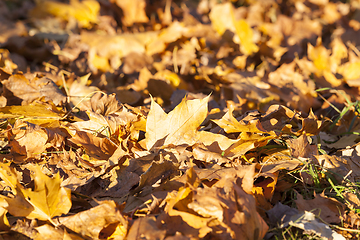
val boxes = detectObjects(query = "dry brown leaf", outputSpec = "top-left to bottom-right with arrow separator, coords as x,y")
195,131 -> 236,152
258,159 -> 301,174
146,22 -> 189,56
0,4 -> 27,44
126,216 -> 166,239
85,167 -> 139,198
266,202 -> 299,226
2,72 -> 66,106
343,192 -> 360,210
72,106 -> 137,136
8,124 -> 46,157
131,159 -> 180,195
252,173 -> 277,214
88,92 -> 122,116
164,188 -> 213,237
8,120 -> 51,158
35,224 -> 84,240
68,74 -> 100,109
3,1 -> 360,239
295,191 -> 345,224
69,131 -> 117,161
315,155 -> 352,183
162,166 -> 267,239
267,62 -> 318,112
193,164 -> 256,194
58,200 -> 128,240
286,134 -> 318,159
230,183 -> 269,239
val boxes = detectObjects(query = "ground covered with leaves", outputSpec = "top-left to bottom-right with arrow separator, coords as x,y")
1,0 -> 360,239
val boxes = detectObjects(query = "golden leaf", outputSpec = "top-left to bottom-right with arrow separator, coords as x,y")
307,40 -> 331,74
0,101 -> 65,126
212,106 -> 262,133
145,95 -> 210,150
234,19 -> 259,56
0,164 -> 72,223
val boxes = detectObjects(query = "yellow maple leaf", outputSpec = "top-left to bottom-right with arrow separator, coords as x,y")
145,95 -> 210,150
212,106 -> 278,157
212,106 -> 262,133
0,163 -> 71,224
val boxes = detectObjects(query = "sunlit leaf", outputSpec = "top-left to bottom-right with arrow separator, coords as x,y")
0,164 -> 72,223
234,19 -> 259,55
145,95 -> 209,150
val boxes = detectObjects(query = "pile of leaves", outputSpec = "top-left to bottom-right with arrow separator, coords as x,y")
1,0 -> 360,239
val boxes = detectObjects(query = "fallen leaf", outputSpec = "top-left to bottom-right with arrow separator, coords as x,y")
69,131 -> 117,161
212,105 -> 263,133
131,159 -> 180,195
295,191 -> 345,224
7,120 -> 48,158
126,216 -> 166,239
0,163 -> 72,223
145,95 -> 209,150
315,155 -> 351,183
35,224 -> 84,240
286,134 -> 318,159
209,2 -> 259,55
0,101 -> 66,126
234,19 -> 259,55
2,72 -> 66,106
58,200 -> 128,240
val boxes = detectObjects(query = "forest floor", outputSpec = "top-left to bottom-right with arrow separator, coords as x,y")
1,0 -> 360,239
